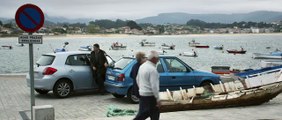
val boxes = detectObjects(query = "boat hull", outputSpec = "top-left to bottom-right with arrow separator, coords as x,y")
195,45 -> 209,48
227,50 -> 246,54
160,82 -> 282,112
253,53 -> 282,59
111,46 -> 127,50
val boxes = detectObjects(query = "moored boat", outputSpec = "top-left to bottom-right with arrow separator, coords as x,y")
79,45 -> 92,51
252,51 -> 282,59
227,47 -> 246,54
159,69 -> 282,112
111,42 -> 127,50
213,45 -> 223,50
161,43 -> 175,50
54,42 -> 69,53
188,39 -> 200,47
211,66 -> 232,74
226,49 -> 246,54
179,51 -> 197,57
260,60 -> 282,68
195,45 -> 209,48
1,45 -> 13,49
140,39 -> 155,47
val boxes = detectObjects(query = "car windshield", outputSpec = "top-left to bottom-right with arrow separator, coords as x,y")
114,58 -> 133,70
36,55 -> 55,66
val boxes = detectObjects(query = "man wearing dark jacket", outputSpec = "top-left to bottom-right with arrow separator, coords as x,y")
130,52 -> 146,98
90,43 -> 108,94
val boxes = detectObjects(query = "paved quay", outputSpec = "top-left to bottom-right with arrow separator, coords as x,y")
0,75 -> 282,120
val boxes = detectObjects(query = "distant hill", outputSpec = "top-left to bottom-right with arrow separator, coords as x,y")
0,15 -> 92,24
136,11 -> 282,25
1,11 -> 281,25
44,14 -> 92,24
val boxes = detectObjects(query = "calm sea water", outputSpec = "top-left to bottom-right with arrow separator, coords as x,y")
0,34 -> 282,74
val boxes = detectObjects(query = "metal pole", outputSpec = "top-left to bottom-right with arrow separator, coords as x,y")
29,32 -> 35,120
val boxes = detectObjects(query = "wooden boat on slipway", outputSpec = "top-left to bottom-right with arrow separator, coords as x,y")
159,68 -> 282,112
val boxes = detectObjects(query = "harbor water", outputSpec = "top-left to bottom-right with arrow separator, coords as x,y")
0,34 -> 281,74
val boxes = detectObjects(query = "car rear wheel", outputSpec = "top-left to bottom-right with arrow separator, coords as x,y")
127,87 -> 139,104
112,93 -> 125,98
35,89 -> 49,94
53,79 -> 73,98
200,81 -> 213,87
200,81 -> 213,91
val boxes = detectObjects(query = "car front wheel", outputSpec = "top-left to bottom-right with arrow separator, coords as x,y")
53,80 -> 73,98
35,89 -> 49,94
127,87 -> 139,104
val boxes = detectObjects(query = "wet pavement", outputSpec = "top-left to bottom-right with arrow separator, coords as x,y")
0,75 -> 282,120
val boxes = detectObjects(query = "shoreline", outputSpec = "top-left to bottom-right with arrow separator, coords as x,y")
1,33 -> 282,39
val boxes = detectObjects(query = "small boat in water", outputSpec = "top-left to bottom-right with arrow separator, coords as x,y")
111,42 -> 127,50
179,50 -> 197,57
157,50 -> 167,55
159,68 -> 282,112
260,60 -> 282,68
140,39 -> 155,47
227,49 -> 246,54
1,45 -> 13,49
252,50 -> 282,59
211,66 -> 232,74
161,43 -> 175,50
16,44 -> 24,47
54,42 -> 69,53
79,45 -> 92,51
188,39 -> 200,47
227,47 -> 246,54
213,45 -> 223,50
195,45 -> 209,48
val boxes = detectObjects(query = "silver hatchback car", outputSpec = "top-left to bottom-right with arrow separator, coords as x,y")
26,51 -> 112,98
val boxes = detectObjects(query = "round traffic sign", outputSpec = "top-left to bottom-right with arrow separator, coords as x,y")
15,4 -> 44,33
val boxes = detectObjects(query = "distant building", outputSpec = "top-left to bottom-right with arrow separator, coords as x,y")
251,27 -> 260,33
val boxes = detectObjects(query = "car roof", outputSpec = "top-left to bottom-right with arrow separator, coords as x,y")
43,51 -> 91,56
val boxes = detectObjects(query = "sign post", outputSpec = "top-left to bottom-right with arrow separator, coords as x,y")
15,4 -> 44,120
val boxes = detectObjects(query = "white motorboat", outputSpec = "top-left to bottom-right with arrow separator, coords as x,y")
79,45 -> 92,51
260,60 -> 282,68
111,42 -> 127,50
188,39 -> 200,47
161,43 -> 175,50
157,50 -> 167,55
213,45 -> 223,50
179,51 -> 197,57
140,39 -> 155,47
253,51 -> 282,59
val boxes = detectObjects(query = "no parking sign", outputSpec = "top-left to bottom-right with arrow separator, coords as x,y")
15,4 -> 45,120
15,4 -> 44,33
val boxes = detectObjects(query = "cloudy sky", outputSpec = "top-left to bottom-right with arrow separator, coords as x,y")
1,0 -> 282,20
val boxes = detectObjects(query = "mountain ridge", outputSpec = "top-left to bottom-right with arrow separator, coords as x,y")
136,11 -> 282,24
1,11 -> 281,25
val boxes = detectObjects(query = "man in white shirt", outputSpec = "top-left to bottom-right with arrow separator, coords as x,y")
134,51 -> 160,120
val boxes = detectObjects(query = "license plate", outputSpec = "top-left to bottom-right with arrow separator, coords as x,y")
108,75 -> 115,80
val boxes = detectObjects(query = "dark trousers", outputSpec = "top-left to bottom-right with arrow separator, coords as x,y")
134,96 -> 160,120
93,70 -> 106,92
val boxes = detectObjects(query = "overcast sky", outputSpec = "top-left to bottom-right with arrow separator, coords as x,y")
1,0 -> 282,20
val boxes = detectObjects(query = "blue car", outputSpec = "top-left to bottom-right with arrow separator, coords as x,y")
105,55 -> 221,103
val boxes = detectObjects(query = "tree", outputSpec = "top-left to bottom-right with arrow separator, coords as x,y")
87,21 -> 100,33
126,20 -> 142,30
3,22 -> 12,28
0,20 -> 2,26
51,28 -> 66,34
